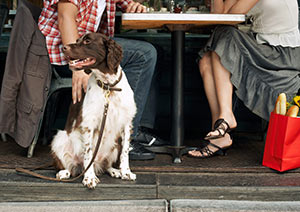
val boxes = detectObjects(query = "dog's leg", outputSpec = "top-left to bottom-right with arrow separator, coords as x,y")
51,131 -> 75,180
82,130 -> 100,189
57,169 -> 71,180
120,125 -> 136,181
107,167 -> 122,178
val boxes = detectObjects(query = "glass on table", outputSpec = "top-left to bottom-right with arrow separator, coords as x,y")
168,0 -> 175,12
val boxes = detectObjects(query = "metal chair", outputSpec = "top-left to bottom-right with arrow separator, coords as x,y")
27,68 -> 72,157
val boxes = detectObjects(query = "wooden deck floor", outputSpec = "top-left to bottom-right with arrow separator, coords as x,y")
1,133 -> 300,202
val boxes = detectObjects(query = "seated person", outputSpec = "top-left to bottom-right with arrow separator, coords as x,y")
38,0 -> 165,160
189,0 -> 300,158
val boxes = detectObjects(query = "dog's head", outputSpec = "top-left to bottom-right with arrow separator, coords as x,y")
63,33 -> 123,74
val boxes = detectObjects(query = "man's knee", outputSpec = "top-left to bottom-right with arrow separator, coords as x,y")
142,42 -> 157,64
137,42 -> 157,79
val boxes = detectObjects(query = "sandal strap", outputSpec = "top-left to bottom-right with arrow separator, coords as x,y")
207,140 -> 223,152
197,140 -> 224,157
213,118 -> 230,136
202,146 -> 214,156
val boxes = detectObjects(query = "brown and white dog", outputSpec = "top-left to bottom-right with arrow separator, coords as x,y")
51,33 -> 137,189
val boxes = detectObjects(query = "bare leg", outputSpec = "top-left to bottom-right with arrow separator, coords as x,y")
206,51 -> 237,137
189,51 -> 235,157
199,51 -> 237,130
199,52 -> 220,127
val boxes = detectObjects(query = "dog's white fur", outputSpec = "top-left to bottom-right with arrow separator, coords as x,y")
51,65 -> 137,189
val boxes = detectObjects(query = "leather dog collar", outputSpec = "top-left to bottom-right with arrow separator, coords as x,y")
97,71 -> 122,92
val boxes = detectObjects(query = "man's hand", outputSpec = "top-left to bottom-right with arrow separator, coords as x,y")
72,70 -> 90,104
126,1 -> 147,13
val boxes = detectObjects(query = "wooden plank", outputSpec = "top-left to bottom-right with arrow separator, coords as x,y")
157,172 -> 300,187
158,186 -> 300,201
157,173 -> 300,200
0,181 -> 157,202
0,170 -> 158,202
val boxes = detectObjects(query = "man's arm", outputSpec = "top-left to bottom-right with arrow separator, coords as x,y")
57,0 -> 79,44
57,0 -> 90,104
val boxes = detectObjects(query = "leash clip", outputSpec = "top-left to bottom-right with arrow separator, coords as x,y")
105,89 -> 111,102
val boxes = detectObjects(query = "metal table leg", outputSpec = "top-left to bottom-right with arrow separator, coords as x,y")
170,30 -> 185,163
147,30 -> 187,163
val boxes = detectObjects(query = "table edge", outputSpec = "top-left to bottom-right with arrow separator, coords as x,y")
122,13 -> 245,22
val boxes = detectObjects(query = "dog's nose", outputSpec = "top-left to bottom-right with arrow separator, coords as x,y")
63,45 -> 70,51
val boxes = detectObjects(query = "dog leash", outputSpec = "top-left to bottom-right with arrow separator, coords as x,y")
16,75 -> 123,183
16,102 -> 110,182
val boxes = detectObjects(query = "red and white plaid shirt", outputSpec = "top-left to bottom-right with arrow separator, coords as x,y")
38,0 -> 131,65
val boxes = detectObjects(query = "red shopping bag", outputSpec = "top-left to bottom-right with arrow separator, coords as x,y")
262,112 -> 300,172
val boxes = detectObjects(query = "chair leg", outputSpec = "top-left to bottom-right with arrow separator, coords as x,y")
27,110 -> 46,158
43,91 -> 60,145
1,133 -> 7,142
27,136 -> 38,158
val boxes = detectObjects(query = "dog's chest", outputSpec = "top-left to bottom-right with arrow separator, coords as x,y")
80,77 -> 135,130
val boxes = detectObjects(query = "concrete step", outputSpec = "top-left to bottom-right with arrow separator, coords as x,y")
170,199 -> 300,212
0,200 -> 168,212
2,199 -> 300,212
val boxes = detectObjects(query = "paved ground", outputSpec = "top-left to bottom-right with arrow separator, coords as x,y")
2,199 -> 300,212
1,133 -> 300,211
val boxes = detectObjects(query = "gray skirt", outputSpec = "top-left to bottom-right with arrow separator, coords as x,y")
198,25 -> 300,121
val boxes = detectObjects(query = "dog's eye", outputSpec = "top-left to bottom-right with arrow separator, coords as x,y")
83,39 -> 91,45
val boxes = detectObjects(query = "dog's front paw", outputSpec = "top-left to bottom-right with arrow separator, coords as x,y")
56,170 -> 71,180
121,171 -> 136,181
107,167 -> 122,179
82,175 -> 100,189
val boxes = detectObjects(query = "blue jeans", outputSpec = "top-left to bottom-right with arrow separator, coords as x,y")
113,37 -> 157,137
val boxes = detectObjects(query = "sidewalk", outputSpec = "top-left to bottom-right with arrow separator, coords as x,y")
2,200 -> 300,212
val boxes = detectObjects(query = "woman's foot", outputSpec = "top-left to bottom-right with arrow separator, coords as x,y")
188,133 -> 232,158
205,116 -> 237,140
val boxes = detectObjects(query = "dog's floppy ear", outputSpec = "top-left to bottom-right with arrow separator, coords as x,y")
106,39 -> 123,73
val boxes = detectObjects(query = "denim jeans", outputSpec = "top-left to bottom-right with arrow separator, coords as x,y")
138,63 -> 160,130
113,37 -> 157,137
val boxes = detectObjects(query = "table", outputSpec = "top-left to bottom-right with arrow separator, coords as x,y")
122,13 -> 245,163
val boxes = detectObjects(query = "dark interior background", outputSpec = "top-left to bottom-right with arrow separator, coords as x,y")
0,0 -> 287,144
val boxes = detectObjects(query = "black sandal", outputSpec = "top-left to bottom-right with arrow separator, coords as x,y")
188,140 -> 230,159
204,118 -> 235,140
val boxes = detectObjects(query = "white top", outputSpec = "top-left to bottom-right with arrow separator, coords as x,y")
248,0 -> 300,47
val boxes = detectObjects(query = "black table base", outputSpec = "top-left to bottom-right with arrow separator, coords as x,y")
150,28 -> 192,163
